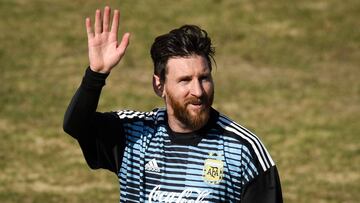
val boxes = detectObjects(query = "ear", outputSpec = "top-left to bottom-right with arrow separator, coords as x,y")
152,74 -> 164,98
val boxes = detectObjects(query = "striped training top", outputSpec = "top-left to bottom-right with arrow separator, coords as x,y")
111,108 -> 275,202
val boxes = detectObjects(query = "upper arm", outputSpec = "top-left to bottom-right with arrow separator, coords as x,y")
76,111 -> 126,173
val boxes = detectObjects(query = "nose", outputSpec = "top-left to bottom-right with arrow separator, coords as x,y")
190,79 -> 204,98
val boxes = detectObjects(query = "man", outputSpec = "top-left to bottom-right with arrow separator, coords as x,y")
63,6 -> 283,203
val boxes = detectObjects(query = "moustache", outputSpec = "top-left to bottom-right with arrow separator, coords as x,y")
185,96 -> 209,106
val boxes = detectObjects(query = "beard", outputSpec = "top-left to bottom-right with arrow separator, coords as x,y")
166,91 -> 214,131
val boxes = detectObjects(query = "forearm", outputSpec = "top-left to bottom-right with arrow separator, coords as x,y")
63,67 -> 109,138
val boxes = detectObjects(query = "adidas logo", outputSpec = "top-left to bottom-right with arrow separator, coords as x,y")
145,158 -> 160,172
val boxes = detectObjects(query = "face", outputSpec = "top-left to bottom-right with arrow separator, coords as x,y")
163,55 -> 214,131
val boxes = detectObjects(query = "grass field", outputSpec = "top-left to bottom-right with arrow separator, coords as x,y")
1,0 -> 359,202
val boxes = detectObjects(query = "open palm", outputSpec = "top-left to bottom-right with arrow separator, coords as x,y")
86,7 -> 130,73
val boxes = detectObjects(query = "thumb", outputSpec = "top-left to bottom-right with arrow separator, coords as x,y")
117,32 -> 130,56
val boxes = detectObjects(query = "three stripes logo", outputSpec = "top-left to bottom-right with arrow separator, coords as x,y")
145,158 -> 160,173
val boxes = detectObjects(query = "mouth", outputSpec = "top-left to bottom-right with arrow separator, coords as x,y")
186,97 -> 208,111
188,101 -> 206,111
191,101 -> 202,105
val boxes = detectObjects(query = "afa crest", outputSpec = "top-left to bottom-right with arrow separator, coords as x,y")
203,153 -> 224,184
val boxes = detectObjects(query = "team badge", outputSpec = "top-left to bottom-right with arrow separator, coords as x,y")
203,153 -> 224,184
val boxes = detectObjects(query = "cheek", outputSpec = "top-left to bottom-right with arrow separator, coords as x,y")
164,86 -> 186,105
165,83 -> 189,98
204,82 -> 214,96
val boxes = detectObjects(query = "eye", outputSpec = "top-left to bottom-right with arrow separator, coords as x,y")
178,76 -> 191,84
200,76 -> 208,81
200,75 -> 211,82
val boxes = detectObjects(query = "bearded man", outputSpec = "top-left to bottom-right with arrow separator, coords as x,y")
63,6 -> 283,203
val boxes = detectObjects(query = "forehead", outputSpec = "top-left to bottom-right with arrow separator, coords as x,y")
166,55 -> 210,77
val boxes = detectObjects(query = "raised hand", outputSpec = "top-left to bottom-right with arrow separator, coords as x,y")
86,6 -> 130,73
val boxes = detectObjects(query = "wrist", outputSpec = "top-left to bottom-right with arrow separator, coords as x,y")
81,67 -> 110,90
87,66 -> 110,77
89,66 -> 111,74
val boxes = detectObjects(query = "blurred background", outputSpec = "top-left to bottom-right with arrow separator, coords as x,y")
0,0 -> 359,202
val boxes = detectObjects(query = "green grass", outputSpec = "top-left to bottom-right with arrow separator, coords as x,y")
1,0 -> 359,202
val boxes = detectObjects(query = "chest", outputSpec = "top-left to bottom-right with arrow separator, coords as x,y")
119,127 -> 245,202
142,133 -> 242,202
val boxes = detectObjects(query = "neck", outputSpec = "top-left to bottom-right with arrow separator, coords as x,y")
167,115 -> 197,133
166,111 -> 210,133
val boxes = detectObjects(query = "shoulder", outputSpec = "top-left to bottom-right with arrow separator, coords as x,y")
114,107 -> 166,123
213,110 -> 275,172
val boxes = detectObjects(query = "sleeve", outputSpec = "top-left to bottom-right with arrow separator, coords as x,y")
63,67 -> 126,173
241,165 -> 283,203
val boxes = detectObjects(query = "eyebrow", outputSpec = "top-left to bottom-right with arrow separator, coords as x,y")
176,71 -> 212,81
177,75 -> 192,82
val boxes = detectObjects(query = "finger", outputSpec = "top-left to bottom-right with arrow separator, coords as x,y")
85,17 -> 94,39
117,32 -> 130,56
110,9 -> 120,39
103,6 -> 111,32
94,9 -> 102,34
